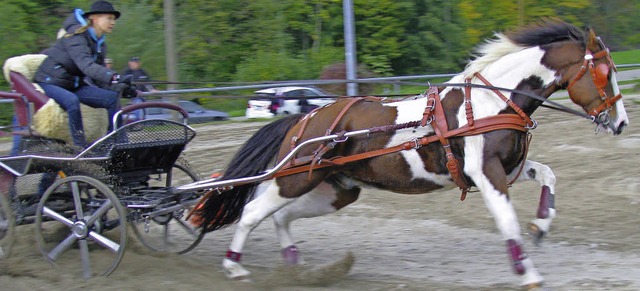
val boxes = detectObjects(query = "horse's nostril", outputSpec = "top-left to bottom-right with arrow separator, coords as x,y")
614,123 -> 627,135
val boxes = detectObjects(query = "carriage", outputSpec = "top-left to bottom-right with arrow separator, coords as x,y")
0,19 -> 631,289
0,63 -> 208,278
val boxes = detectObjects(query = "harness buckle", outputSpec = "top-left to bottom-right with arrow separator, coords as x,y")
412,138 -> 422,149
423,116 -> 433,125
426,98 -> 436,110
525,118 -> 538,130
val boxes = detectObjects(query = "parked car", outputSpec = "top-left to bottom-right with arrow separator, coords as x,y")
126,100 -> 229,124
245,99 -> 275,119
245,86 -> 336,118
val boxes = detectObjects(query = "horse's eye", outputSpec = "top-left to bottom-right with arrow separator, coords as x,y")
593,63 -> 609,89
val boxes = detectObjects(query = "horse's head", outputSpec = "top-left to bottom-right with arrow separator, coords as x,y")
562,28 -> 629,135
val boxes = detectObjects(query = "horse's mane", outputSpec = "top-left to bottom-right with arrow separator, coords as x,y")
462,19 -> 584,79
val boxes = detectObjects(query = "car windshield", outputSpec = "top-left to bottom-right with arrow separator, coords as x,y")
146,107 -> 163,115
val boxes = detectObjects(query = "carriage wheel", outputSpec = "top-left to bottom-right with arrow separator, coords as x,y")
131,157 -> 206,254
0,191 -> 15,259
35,175 -> 127,279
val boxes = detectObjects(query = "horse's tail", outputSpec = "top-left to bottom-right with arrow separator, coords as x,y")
194,114 -> 303,232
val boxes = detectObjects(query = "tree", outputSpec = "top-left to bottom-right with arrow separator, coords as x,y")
393,0 -> 469,75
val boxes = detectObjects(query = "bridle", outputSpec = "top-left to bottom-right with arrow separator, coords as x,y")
566,40 -> 622,125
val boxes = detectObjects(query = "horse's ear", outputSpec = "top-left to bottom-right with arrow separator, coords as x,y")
585,27 -> 600,51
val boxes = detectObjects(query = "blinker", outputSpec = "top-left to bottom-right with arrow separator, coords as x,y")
593,63 -> 609,89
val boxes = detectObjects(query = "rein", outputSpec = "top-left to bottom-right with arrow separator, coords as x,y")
405,82 -> 606,126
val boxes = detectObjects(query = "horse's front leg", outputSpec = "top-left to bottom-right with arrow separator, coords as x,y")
223,181 -> 294,280
272,181 -> 360,265
465,142 -> 543,288
508,159 -> 557,245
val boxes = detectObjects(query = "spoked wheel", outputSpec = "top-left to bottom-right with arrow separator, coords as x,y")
0,191 -> 15,259
35,175 -> 127,279
131,157 -> 205,254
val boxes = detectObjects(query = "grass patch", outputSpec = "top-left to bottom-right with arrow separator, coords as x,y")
612,49 -> 640,64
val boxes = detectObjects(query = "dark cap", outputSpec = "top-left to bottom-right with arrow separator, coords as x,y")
83,1 -> 121,19
130,57 -> 140,62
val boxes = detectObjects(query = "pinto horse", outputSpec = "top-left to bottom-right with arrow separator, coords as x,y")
194,20 -> 628,288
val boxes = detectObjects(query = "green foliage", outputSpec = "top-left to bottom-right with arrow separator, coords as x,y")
234,47 -> 343,81
611,50 -> 640,64
107,2 -> 166,78
234,51 -> 306,81
396,0 -> 470,74
0,103 -> 14,127
2,0 -> 639,93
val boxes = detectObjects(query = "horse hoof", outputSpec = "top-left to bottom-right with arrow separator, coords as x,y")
528,223 -> 545,246
524,282 -> 551,291
524,282 -> 545,290
222,258 -> 252,280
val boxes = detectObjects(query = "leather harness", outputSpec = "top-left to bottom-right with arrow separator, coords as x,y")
275,73 -> 534,200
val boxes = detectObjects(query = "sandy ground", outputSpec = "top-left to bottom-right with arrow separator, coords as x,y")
0,96 -> 639,290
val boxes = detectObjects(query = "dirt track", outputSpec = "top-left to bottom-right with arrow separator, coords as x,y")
1,96 -> 639,290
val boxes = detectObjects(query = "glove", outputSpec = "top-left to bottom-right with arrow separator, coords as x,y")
111,74 -> 133,85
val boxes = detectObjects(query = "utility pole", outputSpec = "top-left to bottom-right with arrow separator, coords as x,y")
164,0 -> 179,118
518,0 -> 525,26
343,0 -> 358,96
164,0 -> 178,89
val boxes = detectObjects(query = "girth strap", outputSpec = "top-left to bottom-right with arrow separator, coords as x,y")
427,86 -> 471,198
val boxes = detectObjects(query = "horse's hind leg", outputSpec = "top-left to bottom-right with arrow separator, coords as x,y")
465,149 -> 543,288
272,180 -> 360,265
223,181 -> 295,280
508,159 -> 557,245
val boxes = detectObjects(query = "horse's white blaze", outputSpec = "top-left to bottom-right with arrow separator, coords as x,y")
611,72 -> 630,129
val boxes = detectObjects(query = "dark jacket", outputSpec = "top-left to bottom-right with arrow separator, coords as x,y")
34,28 -> 117,90
122,68 -> 154,92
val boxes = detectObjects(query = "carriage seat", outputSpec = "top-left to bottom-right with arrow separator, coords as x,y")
2,54 -> 108,144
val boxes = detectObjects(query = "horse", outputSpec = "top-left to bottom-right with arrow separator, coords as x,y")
194,19 -> 629,288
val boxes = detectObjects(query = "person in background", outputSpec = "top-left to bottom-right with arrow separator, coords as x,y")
34,1 -> 135,148
122,57 -> 156,92
122,57 -> 155,121
105,58 -> 114,69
